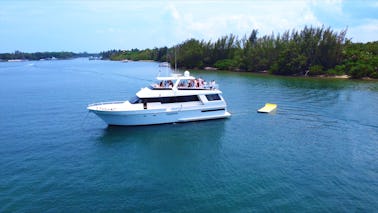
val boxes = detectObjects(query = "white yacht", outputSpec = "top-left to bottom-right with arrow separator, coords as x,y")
87,71 -> 231,126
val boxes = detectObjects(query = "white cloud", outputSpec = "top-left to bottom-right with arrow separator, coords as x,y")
310,0 -> 343,14
1,0 -> 376,52
167,3 -> 180,20
348,19 -> 378,42
165,1 -> 323,42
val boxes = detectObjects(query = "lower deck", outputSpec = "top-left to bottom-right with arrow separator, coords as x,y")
90,105 -> 231,126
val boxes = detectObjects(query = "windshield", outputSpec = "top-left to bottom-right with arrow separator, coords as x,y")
129,96 -> 142,104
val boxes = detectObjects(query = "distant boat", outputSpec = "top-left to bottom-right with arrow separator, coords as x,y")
89,56 -> 102,60
204,67 -> 218,71
7,59 -> 26,62
159,62 -> 170,67
121,59 -> 129,63
87,71 -> 231,126
39,57 -> 57,61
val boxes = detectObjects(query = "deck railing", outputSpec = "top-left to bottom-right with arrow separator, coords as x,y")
87,101 -> 125,107
151,83 -> 219,90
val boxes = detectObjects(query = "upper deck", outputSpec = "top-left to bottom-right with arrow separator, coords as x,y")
151,71 -> 218,91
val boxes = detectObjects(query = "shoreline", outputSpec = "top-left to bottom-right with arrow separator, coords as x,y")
194,68 -> 378,81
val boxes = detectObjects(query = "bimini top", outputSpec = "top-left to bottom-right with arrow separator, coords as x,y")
136,71 -> 220,99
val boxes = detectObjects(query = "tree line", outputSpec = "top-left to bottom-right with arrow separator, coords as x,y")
100,47 -> 168,62
0,51 -> 97,61
101,26 -> 378,79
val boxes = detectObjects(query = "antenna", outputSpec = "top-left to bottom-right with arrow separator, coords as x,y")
174,45 -> 177,72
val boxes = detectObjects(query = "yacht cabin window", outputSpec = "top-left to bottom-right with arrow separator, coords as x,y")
129,95 -> 200,104
205,94 -> 221,101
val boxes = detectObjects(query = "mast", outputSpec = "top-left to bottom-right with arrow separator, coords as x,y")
174,45 -> 177,72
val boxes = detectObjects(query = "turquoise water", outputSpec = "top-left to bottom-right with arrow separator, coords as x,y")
0,58 -> 377,212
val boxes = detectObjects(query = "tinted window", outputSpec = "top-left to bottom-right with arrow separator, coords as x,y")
129,96 -> 142,104
140,95 -> 200,104
206,94 -> 221,101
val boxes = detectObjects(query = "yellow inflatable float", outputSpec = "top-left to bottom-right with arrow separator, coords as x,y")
257,103 -> 277,113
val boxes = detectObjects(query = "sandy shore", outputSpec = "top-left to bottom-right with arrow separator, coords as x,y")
316,74 -> 349,79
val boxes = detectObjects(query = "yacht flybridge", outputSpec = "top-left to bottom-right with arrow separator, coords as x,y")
87,71 -> 231,126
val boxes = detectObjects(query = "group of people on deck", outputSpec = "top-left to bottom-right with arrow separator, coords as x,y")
154,78 -> 216,89
158,80 -> 174,88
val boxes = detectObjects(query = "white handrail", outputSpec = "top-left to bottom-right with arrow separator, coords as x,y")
87,101 -> 125,107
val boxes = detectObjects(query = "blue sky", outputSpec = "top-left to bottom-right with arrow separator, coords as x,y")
1,0 -> 377,53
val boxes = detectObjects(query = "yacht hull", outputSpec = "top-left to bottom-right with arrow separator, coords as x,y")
89,108 -> 231,126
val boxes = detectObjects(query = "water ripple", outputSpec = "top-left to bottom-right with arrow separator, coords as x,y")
1,60 -> 377,211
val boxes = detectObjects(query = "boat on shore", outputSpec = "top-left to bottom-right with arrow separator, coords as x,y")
159,62 -> 170,67
87,71 -> 231,126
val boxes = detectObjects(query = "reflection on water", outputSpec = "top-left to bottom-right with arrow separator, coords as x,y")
97,120 -> 227,165
277,77 -> 350,90
93,120 -> 228,188
98,119 -> 226,144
